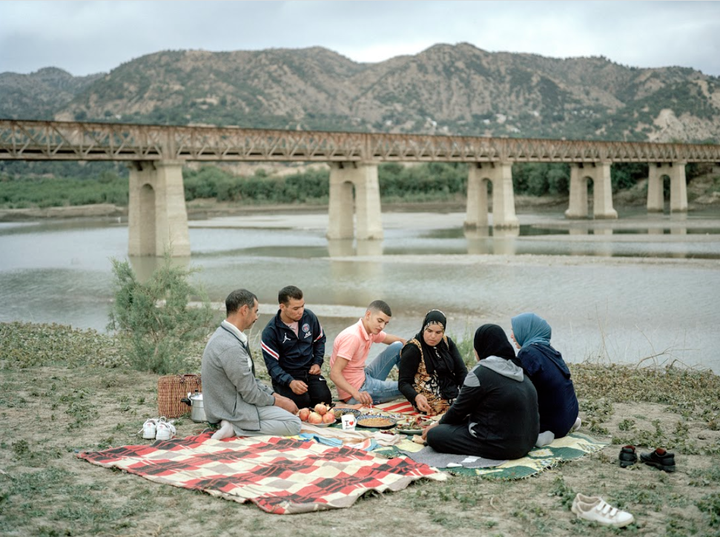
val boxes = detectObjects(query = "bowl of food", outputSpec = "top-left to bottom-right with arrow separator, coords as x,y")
332,407 -> 362,420
298,407 -> 337,427
356,415 -> 397,430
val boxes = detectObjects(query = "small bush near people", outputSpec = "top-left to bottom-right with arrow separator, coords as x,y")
107,254 -> 216,374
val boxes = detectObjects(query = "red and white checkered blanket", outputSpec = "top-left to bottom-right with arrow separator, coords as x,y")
78,432 -> 446,514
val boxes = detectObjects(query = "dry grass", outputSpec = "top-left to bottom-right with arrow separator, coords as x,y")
1,322 -> 719,536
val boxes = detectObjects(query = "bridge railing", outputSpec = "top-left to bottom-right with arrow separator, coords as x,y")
1,119 -> 719,163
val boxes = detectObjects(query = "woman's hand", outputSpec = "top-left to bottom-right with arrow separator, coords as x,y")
415,394 -> 433,414
421,421 -> 439,441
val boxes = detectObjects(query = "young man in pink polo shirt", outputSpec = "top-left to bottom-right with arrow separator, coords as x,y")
329,300 -> 407,405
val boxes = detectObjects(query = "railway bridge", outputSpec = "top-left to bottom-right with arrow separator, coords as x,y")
2,119 -> 718,256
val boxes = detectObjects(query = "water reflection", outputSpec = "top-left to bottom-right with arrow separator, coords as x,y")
327,239 -> 384,306
327,239 -> 384,257
129,255 -> 191,283
1,210 -> 720,373
464,226 -> 519,255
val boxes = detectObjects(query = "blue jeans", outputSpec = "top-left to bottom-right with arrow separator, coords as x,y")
347,341 -> 403,404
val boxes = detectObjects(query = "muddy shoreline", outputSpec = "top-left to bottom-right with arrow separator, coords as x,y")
0,196 -> 585,222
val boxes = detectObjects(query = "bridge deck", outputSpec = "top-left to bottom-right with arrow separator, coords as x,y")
1,119 -> 719,163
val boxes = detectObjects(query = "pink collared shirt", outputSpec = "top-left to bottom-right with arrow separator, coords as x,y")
330,318 -> 386,400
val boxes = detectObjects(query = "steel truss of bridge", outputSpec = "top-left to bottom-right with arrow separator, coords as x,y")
1,119 -> 719,164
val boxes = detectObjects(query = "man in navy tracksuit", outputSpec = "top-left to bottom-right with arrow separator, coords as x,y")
261,285 -> 332,408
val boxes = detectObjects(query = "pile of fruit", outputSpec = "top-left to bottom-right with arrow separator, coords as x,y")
297,403 -> 335,425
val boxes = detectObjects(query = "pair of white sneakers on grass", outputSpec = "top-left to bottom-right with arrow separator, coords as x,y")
139,417 -> 176,441
571,493 -> 634,527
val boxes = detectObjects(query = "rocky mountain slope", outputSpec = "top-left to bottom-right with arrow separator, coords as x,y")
1,43 -> 719,143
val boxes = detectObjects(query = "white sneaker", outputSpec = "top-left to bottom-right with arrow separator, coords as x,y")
571,417 -> 582,432
139,418 -> 158,439
571,493 -> 634,527
535,430 -> 555,447
155,419 -> 176,441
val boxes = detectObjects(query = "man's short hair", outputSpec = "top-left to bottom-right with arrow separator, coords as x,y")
279,285 -> 303,305
225,289 -> 257,316
367,300 -> 392,317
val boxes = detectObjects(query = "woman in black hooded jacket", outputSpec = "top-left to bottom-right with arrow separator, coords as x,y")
424,324 -> 539,460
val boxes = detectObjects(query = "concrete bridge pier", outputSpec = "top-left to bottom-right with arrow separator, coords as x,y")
648,162 -> 687,213
465,162 -> 519,229
327,162 -> 383,240
128,160 -> 190,257
565,162 -> 618,219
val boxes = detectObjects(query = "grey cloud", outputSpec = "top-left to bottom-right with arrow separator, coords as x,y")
1,1 -> 718,77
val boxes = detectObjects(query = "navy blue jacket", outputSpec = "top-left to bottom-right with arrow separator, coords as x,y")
516,343 -> 579,437
261,308 -> 326,387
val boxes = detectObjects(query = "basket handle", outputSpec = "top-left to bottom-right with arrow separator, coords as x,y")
178,374 -> 201,383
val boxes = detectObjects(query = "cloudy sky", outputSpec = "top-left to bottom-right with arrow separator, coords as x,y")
2,1 -> 719,77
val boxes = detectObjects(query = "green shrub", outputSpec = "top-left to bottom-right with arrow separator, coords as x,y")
106,254 -> 216,374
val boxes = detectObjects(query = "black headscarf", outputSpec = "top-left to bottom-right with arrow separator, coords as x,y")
473,324 -> 516,361
414,309 -> 455,377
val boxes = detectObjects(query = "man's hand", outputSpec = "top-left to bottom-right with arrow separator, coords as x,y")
289,380 -> 308,395
273,393 -> 299,414
415,394 -> 433,414
308,364 -> 321,375
354,390 -> 373,406
421,421 -> 439,441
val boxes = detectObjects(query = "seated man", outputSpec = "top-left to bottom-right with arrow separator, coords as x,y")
329,300 -> 406,405
261,285 -> 332,409
202,288 -> 301,440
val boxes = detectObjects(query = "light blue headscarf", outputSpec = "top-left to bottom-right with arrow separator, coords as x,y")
511,312 -> 552,348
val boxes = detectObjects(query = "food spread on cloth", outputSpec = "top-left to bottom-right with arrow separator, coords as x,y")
356,415 -> 397,429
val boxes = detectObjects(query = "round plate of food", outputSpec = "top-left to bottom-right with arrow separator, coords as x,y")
396,424 -> 423,435
331,408 -> 362,419
356,415 -> 397,430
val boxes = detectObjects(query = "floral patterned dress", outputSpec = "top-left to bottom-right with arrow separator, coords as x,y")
407,338 -> 455,415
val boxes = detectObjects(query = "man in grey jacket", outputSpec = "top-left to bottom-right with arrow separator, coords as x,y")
202,288 -> 301,440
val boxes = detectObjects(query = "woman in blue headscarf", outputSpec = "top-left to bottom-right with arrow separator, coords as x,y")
511,312 -> 580,447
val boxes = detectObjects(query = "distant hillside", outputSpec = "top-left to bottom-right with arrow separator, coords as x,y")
0,67 -> 103,120
2,43 -> 720,143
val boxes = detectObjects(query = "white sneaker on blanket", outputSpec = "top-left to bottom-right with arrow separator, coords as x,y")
571,417 -> 582,432
535,430 -> 555,447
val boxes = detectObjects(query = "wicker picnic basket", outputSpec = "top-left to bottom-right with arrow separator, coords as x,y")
157,374 -> 202,418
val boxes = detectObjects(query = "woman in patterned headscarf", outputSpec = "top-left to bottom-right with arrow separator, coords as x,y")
398,310 -> 468,415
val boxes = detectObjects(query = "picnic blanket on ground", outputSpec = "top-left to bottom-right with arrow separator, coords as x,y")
77,433 -> 446,514
375,432 -> 607,479
371,401 -> 607,478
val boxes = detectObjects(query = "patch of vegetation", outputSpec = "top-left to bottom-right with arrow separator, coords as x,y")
0,321 -> 124,369
107,253 -> 216,374
0,322 -> 719,536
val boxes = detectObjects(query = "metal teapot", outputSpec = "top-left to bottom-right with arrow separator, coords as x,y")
180,390 -> 206,423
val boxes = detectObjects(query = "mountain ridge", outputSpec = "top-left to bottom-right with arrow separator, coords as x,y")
1,44 -> 719,143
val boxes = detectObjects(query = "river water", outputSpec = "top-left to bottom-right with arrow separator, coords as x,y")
1,207 -> 719,373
